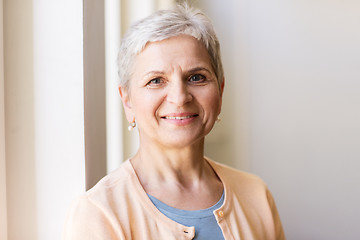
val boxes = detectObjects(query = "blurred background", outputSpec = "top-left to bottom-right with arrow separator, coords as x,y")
1,0 -> 359,239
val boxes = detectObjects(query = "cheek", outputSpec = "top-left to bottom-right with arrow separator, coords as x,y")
132,90 -> 163,118
201,89 -> 222,114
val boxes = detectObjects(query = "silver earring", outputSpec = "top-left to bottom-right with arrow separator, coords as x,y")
216,116 -> 221,123
128,121 -> 136,131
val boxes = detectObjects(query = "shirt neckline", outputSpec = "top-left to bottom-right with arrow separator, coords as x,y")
123,157 -> 230,232
147,190 -> 225,219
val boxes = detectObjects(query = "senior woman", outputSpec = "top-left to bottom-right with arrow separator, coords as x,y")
64,4 -> 285,240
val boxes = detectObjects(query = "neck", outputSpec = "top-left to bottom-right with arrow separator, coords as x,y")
131,138 -> 208,190
130,137 -> 224,210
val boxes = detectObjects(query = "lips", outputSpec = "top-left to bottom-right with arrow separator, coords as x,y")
160,113 -> 198,126
163,115 -> 196,120
161,113 -> 198,120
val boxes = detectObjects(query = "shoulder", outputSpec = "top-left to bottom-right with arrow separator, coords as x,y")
206,159 -> 286,239
63,161 -> 134,239
206,158 -> 269,197
63,194 -> 127,239
207,158 -> 266,186
85,160 -> 133,200
66,160 -> 136,221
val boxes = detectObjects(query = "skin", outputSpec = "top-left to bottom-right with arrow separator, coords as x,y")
119,35 -> 225,210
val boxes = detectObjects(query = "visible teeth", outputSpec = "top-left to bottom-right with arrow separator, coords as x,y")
164,116 -> 193,120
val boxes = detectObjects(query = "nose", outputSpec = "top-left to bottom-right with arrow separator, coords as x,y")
166,78 -> 192,106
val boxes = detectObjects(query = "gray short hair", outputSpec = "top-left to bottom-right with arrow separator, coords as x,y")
118,4 -> 224,91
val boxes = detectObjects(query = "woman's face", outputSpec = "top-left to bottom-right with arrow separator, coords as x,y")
121,35 -> 224,148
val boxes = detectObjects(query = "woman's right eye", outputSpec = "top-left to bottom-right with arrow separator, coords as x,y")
146,77 -> 166,88
149,78 -> 162,84
146,77 -> 165,87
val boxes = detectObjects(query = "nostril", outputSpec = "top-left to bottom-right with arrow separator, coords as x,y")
166,88 -> 192,106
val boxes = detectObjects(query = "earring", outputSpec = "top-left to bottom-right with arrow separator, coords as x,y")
128,120 -> 136,131
216,116 -> 221,123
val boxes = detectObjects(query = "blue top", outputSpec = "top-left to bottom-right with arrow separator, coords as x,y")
147,192 -> 225,240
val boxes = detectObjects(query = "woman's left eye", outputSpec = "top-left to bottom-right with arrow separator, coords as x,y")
189,74 -> 205,83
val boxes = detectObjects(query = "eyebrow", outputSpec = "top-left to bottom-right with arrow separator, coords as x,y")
143,67 -> 212,78
143,71 -> 165,78
187,67 -> 212,74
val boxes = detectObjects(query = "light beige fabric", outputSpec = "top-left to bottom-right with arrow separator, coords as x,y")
63,159 -> 285,240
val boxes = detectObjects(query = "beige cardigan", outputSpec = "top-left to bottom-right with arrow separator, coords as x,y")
63,159 -> 285,240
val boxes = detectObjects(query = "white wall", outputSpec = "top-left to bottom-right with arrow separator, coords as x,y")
4,0 -> 38,238
3,0 -> 85,239
0,1 -> 8,239
33,1 -> 85,238
199,0 -> 360,239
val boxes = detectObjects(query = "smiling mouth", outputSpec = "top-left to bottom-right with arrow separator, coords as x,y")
162,114 -> 198,120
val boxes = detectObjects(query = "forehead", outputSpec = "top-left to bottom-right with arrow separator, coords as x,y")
133,35 -> 212,73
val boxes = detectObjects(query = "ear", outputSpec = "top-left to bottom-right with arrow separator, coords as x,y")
118,86 -> 135,123
218,78 -> 225,116
220,78 -> 225,97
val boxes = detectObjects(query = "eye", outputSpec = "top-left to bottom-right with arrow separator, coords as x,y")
146,78 -> 164,86
189,74 -> 206,83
